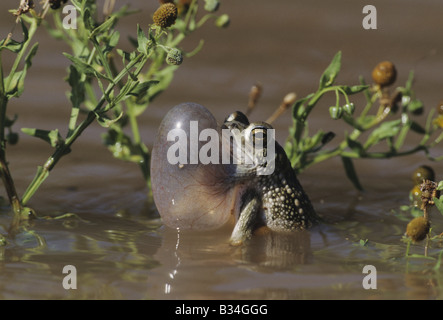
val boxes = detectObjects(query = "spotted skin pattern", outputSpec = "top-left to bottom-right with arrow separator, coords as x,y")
223,111 -> 317,244
258,144 -> 316,231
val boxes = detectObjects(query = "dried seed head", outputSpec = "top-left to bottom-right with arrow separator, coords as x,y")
153,3 -> 178,29
371,61 -> 397,87
14,0 -> 35,16
420,179 -> 439,211
406,216 -> 430,242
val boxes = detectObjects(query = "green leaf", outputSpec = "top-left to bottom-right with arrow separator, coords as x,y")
63,53 -> 114,82
5,71 -> 24,98
291,94 -> 312,121
0,38 -> 23,53
409,121 -> 426,134
5,42 -> 39,98
341,156 -> 363,191
365,119 -> 401,148
407,99 -> 424,115
102,129 -> 143,162
67,65 -> 85,109
109,31 -> 120,47
21,128 -> 64,148
319,51 -> 341,90
63,53 -> 97,76
346,134 -> 365,155
90,16 -> 117,37
82,7 -> 94,31
128,80 -> 159,99
94,111 -> 124,128
136,24 -> 148,55
341,85 -> 369,95
116,49 -> 131,63
301,130 -> 324,152
434,196 -> 443,215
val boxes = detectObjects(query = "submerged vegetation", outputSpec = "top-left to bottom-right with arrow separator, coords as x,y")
0,0 -> 442,281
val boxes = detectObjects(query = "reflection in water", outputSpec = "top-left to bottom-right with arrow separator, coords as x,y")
0,214 -> 163,299
236,230 -> 312,270
152,225 -> 313,299
164,228 -> 181,295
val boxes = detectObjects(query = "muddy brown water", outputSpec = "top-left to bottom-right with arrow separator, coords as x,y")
0,0 -> 443,299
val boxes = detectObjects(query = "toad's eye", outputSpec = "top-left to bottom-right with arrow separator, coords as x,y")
245,122 -> 273,147
224,111 -> 250,125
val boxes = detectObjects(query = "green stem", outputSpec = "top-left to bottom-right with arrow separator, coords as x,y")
126,99 -> 150,184
5,18 -> 38,91
0,17 -> 39,213
22,52 -> 147,205
91,37 -> 113,79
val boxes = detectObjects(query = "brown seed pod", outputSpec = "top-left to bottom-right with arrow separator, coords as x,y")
411,165 -> 435,186
371,61 -> 397,87
406,216 -> 430,242
153,3 -> 178,29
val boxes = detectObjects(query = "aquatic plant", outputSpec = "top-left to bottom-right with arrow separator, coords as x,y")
0,0 -> 228,227
283,51 -> 443,189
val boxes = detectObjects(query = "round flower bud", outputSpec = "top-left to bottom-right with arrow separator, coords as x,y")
204,0 -> 220,12
406,216 -> 430,242
343,103 -> 355,115
153,3 -> 178,29
215,14 -> 230,28
409,185 -> 422,207
283,92 -> 297,106
166,48 -> 183,65
329,106 -> 343,120
371,61 -> 397,87
411,165 -> 435,185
